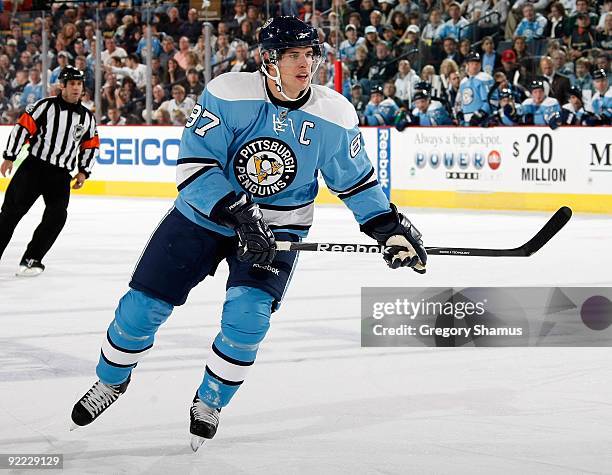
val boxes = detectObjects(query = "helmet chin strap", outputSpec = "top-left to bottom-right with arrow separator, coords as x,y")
260,56 -> 323,102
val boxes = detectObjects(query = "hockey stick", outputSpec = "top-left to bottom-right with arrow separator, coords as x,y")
276,206 -> 572,257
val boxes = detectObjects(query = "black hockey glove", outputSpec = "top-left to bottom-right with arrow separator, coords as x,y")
210,193 -> 276,264
547,111 -> 562,130
360,204 -> 427,273
469,109 -> 488,126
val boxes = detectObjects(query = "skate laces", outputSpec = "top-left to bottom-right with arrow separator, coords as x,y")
80,382 -> 121,417
192,399 -> 219,426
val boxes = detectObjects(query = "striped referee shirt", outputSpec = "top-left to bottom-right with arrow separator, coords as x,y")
3,94 -> 99,177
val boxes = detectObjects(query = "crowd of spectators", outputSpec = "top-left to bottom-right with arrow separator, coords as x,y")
0,0 -> 610,127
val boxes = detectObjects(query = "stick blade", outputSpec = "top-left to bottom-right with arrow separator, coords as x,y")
520,206 -> 572,256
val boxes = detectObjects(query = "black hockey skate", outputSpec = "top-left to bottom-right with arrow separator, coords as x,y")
70,376 -> 131,429
190,393 -> 221,452
16,258 -> 45,277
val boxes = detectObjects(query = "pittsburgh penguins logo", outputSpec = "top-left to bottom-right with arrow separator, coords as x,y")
72,124 -> 85,141
233,137 -> 298,197
462,88 -> 474,105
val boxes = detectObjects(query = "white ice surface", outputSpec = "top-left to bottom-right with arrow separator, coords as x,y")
0,196 -> 611,475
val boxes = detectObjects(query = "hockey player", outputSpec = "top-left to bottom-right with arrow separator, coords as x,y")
555,86 -> 597,126
488,88 -> 520,126
457,52 -> 494,126
397,88 -> 452,127
361,85 -> 399,125
590,69 -> 611,125
70,17 -> 427,450
517,79 -> 562,126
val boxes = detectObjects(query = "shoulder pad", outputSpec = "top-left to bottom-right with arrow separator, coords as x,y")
302,85 -> 359,129
206,72 -> 266,101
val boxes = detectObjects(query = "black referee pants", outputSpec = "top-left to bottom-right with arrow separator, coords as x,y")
0,157 -> 71,263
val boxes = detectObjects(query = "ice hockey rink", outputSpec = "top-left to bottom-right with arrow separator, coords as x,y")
1,195 -> 611,475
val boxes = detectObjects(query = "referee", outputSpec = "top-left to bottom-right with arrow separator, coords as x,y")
0,65 -> 99,276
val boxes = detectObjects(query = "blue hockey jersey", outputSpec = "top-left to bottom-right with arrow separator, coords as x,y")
174,72 -> 390,238
363,98 -> 399,126
458,72 -> 494,122
411,101 -> 452,126
518,97 -> 561,125
591,87 -> 612,119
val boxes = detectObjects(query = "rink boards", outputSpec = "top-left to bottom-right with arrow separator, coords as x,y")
0,124 -> 610,213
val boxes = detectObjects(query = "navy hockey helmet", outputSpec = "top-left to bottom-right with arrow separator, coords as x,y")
258,16 -> 323,101
529,79 -> 545,91
413,81 -> 432,93
568,85 -> 582,101
58,65 -> 84,85
499,87 -> 513,99
370,85 -> 384,96
593,68 -> 608,80
413,88 -> 431,101
465,51 -> 481,63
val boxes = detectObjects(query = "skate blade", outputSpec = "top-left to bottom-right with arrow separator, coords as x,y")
15,267 -> 44,277
190,435 -> 207,452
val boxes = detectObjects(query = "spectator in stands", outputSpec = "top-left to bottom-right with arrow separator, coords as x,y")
390,11 -> 409,38
396,24 -> 421,56
5,39 -> 18,68
235,20 -> 257,47
0,84 -> 13,124
369,42 -> 398,87
539,55 -> 571,103
479,0 -> 510,37
350,45 -> 372,84
447,70 -> 462,109
0,55 -> 15,88
228,42 -> 257,73
359,0 -> 376,26
478,37 -> 498,76
421,9 -> 443,44
213,34 -> 235,77
515,4 -> 548,40
181,69 -> 204,101
73,39 -> 87,61
393,0 -> 420,17
159,84 -> 195,126
458,38 -> 472,64
595,55 -> 610,75
10,23 -> 27,53
439,58 -> 460,91
552,49 -> 575,76
179,9 -> 203,44
101,37 -> 127,67
81,88 -> 94,111
561,85 -> 590,123
568,0 -> 599,30
545,2 -> 570,39
350,83 -> 369,115
246,5 -> 263,31
435,2 -> 470,41
566,13 -> 596,55
163,58 -> 185,88
110,53 -> 147,90
103,106 -> 127,125
137,25 -> 162,61
159,36 -> 177,70
439,37 -> 463,65
394,59 -> 420,104
50,52 -> 69,86
174,37 -> 192,71
228,0 -> 248,34
102,12 -> 119,39
339,24 -> 365,65
363,25 -> 380,59
512,36 -> 528,62
115,15 -> 137,50
420,64 -> 444,97
384,81 -> 403,108
16,50 -> 33,72
347,12 -> 363,33
369,10 -> 384,36
20,68 -> 43,109
361,84 -> 399,125
161,6 -> 182,40
75,55 -> 94,92
598,13 -> 612,48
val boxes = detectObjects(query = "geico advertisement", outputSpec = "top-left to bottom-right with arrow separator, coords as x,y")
393,127 -> 612,195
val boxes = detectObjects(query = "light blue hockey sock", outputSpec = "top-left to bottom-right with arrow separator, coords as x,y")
198,286 -> 273,408
96,289 -> 173,385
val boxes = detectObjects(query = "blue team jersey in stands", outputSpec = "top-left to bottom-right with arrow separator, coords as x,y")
458,72 -> 494,120
434,18 -> 471,41
591,87 -> 612,119
363,98 -> 399,126
174,72 -> 390,238
411,101 -> 452,126
518,97 -> 561,125
514,15 -> 547,40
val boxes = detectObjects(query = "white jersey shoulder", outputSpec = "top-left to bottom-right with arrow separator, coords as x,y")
301,84 -> 359,129
606,87 -> 612,98
542,97 -> 560,107
522,98 -> 534,106
428,101 -> 444,111
460,77 -> 469,86
475,71 -> 493,82
206,71 -> 265,101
